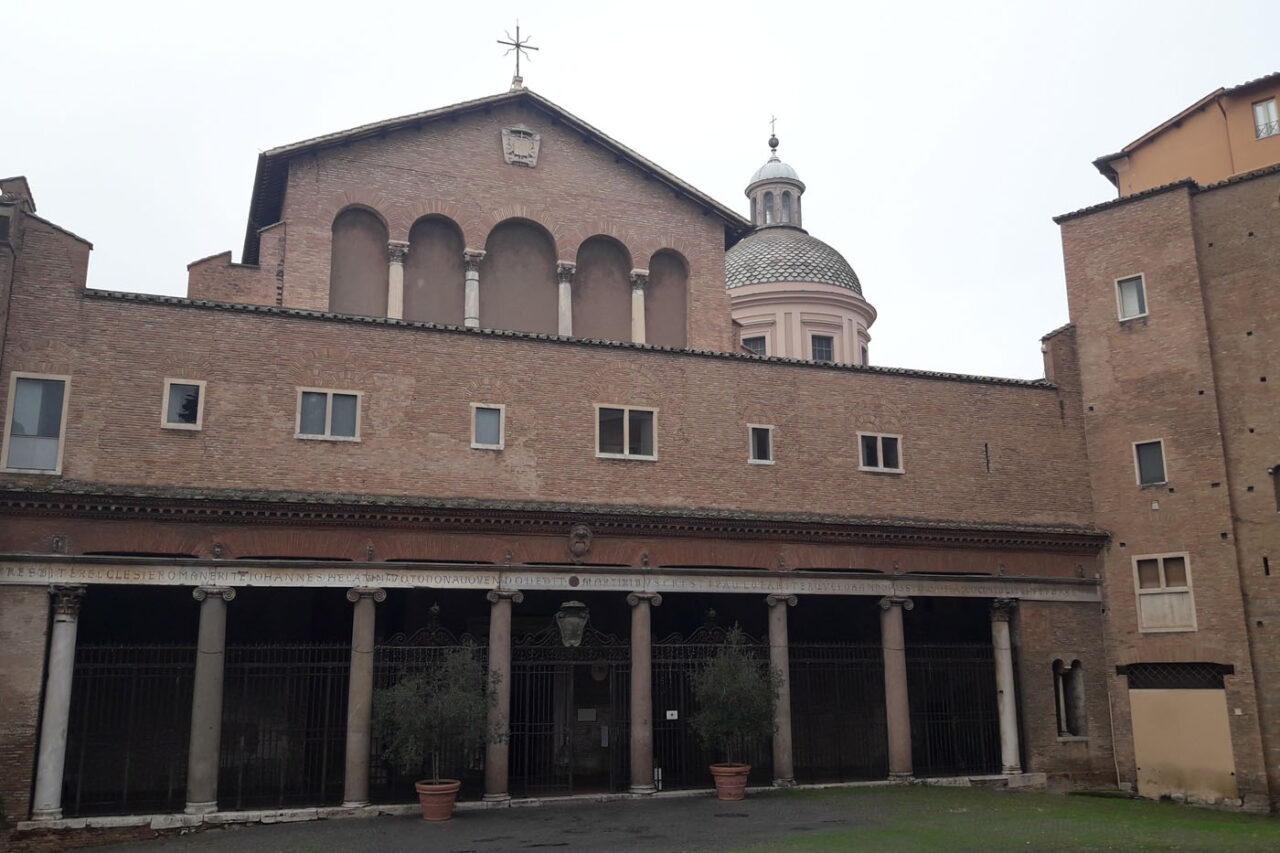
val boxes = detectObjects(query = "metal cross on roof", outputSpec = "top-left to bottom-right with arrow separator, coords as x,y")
498,22 -> 539,79
770,116 -> 777,135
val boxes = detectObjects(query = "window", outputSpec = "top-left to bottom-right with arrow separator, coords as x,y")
1134,439 -> 1166,486
1254,98 -> 1279,139
763,192 -> 775,225
1053,659 -> 1087,737
162,379 -> 205,430
781,191 -> 792,223
471,403 -> 505,450
3,373 -> 69,473
296,389 -> 360,440
1116,274 -> 1147,320
749,424 -> 774,464
861,345 -> 869,366
811,334 -> 834,362
742,336 -> 767,356
1134,553 -> 1196,632
596,405 -> 656,460
859,432 -> 903,473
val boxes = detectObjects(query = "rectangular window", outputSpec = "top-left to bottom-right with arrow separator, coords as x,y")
471,403 -> 505,450
811,334 -> 834,362
1134,553 -> 1196,632
162,379 -> 206,430
1116,274 -> 1147,320
860,345 -> 869,366
1134,439 -> 1166,486
596,405 -> 656,460
742,336 -> 767,356
296,389 -> 361,440
1253,97 -> 1279,139
3,373 -> 69,473
858,432 -> 903,473
749,424 -> 774,464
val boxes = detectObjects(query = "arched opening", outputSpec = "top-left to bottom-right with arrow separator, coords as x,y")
1272,463 -> 1280,512
781,191 -> 792,224
404,215 -> 465,325
646,250 -> 688,348
1053,659 -> 1087,737
750,196 -> 757,226
478,219 -> 558,334
329,207 -> 389,317
572,235 -> 632,342
763,191 -> 775,225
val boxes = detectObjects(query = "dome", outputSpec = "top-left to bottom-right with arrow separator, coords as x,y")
726,227 -> 863,295
749,156 -> 801,185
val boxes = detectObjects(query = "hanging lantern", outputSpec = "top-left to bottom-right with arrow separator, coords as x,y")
555,601 -> 590,647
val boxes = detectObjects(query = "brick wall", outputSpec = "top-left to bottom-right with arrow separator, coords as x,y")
0,586 -> 49,823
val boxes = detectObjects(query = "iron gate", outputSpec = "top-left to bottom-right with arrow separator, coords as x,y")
907,643 -> 1001,776
509,624 -> 630,796
652,623 -> 772,790
790,642 -> 888,782
63,644 -> 195,816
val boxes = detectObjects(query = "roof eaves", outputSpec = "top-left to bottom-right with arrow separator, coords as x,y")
1191,160 -> 1280,194
1039,322 -> 1074,342
25,212 -> 93,248
1053,178 -> 1195,224
1224,71 -> 1280,96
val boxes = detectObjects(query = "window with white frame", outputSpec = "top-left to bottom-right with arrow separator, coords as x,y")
749,424 -> 774,464
1134,439 -> 1166,486
162,379 -> 205,430
471,403 -> 505,450
3,373 -> 69,473
596,405 -> 656,459
811,334 -> 834,363
742,336 -> 767,356
859,432 -> 902,473
1116,274 -> 1147,320
1134,553 -> 1195,632
296,389 -> 360,440
1254,97 -> 1279,139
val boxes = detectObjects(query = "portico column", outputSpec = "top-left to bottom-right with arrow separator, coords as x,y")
342,587 -> 386,807
879,596 -> 913,779
627,591 -> 662,794
629,269 -> 648,344
556,261 -> 575,336
31,585 -> 85,820
991,599 -> 1022,774
185,585 -> 235,814
766,593 -> 797,787
387,241 -> 409,320
484,588 -> 523,802
463,249 -> 486,329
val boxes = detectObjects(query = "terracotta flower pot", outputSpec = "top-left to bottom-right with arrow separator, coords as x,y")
414,779 -> 462,821
709,763 -> 751,801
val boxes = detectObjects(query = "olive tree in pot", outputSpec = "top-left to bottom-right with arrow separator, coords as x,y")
373,647 -> 499,820
689,625 -> 783,801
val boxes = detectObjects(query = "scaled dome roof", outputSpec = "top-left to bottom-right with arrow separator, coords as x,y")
726,227 -> 863,295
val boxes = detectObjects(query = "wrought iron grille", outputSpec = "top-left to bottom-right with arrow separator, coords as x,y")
906,644 -> 1001,777
789,642 -> 888,782
63,644 -> 195,817
1120,662 -> 1232,690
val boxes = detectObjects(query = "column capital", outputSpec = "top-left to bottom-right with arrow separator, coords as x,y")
387,240 -> 410,264
556,260 -> 576,282
487,588 -> 524,604
879,596 -> 913,611
629,268 -> 649,290
766,593 -> 797,608
50,585 -> 86,618
346,587 -> 387,604
991,598 -> 1018,621
193,586 -> 236,603
463,248 -> 487,271
626,591 -> 662,608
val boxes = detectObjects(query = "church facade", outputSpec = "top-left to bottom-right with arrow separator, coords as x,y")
0,77 -> 1276,835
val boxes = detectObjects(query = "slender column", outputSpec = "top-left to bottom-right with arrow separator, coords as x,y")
342,587 -> 386,807
766,594 -> 798,787
627,592 -> 662,794
463,249 -> 485,329
387,241 -> 409,320
629,269 -> 648,344
484,588 -> 523,802
879,596 -> 913,779
185,585 -> 235,814
556,261 -> 575,336
991,599 -> 1022,774
31,585 -> 86,820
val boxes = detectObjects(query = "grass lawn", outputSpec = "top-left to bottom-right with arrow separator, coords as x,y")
731,785 -> 1280,852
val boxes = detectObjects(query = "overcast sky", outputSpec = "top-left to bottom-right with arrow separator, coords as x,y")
7,1 -> 1277,379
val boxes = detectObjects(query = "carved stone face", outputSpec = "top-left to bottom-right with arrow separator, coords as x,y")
568,524 -> 592,559
555,601 -> 590,647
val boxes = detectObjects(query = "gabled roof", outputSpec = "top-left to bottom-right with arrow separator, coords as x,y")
241,88 -> 752,264
1092,72 -> 1280,186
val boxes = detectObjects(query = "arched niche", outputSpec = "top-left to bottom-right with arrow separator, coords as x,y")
404,215 -> 465,325
646,250 -> 688,348
329,207 -> 389,316
572,235 -> 632,342
478,219 -> 558,334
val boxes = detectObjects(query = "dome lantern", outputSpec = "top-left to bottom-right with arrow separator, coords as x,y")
746,135 -> 806,229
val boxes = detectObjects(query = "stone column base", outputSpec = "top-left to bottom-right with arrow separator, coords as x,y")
889,771 -> 913,781
629,784 -> 657,796
482,793 -> 512,804
30,807 -> 63,821
341,799 -> 370,809
772,777 -> 796,788
184,801 -> 217,815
